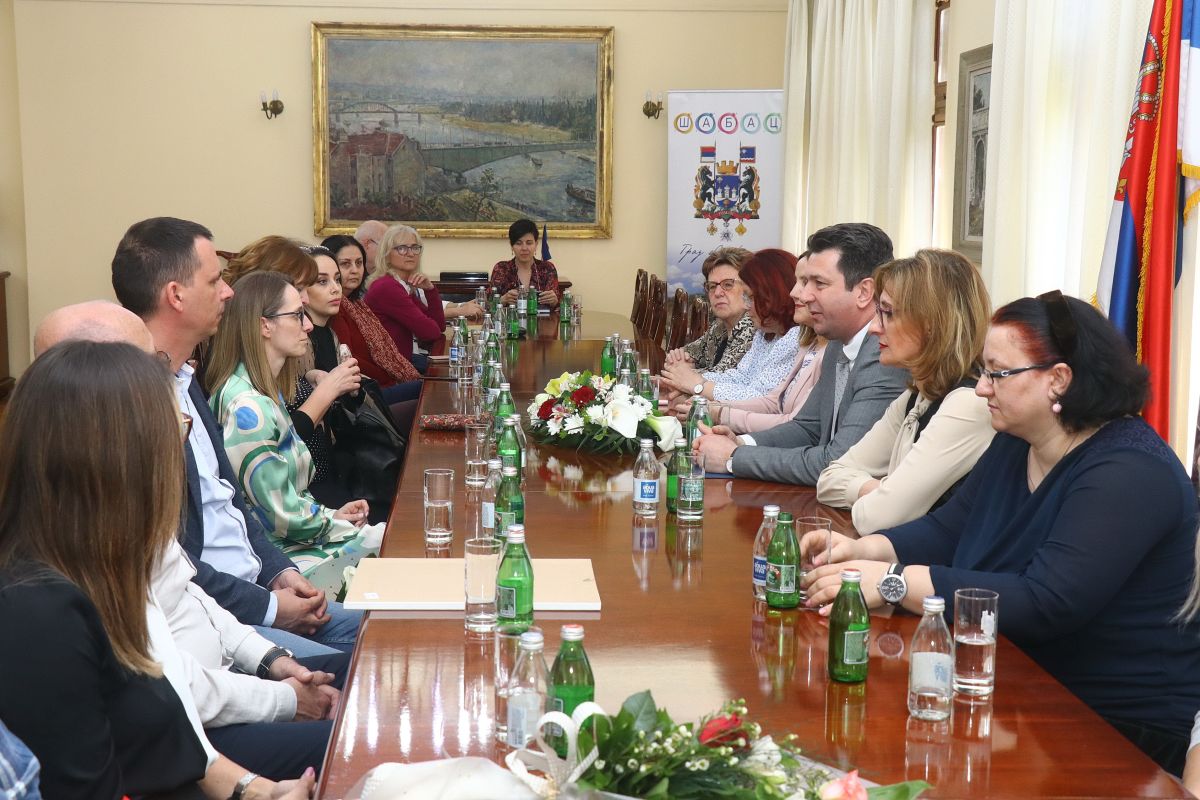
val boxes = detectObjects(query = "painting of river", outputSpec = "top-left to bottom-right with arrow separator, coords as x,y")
312,24 -> 613,238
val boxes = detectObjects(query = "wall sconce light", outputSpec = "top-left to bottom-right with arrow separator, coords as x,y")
642,91 -> 663,120
260,90 -> 284,120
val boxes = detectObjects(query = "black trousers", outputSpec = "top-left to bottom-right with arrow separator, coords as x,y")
1106,716 -> 1190,777
205,652 -> 350,781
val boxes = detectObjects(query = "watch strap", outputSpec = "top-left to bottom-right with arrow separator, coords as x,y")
230,772 -> 259,800
256,646 -> 292,679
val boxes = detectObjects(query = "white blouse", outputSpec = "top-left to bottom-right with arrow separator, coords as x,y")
704,326 -> 802,402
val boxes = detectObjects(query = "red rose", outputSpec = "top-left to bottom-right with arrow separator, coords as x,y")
698,714 -> 743,747
571,386 -> 596,405
537,398 -> 556,421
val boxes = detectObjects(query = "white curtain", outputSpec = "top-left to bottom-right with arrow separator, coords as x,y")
781,0 -> 934,257
983,0 -> 1153,303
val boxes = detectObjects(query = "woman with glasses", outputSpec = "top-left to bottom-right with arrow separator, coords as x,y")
664,246 -> 754,373
364,225 -> 445,373
660,249 -> 802,403
816,249 -> 994,533
489,218 -> 561,308
802,291 -> 1200,775
206,272 -> 382,564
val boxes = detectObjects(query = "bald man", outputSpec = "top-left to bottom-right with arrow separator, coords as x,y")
33,300 -> 154,356
354,219 -> 387,270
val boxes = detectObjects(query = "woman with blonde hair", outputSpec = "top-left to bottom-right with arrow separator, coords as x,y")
206,272 -> 381,563
0,341 -> 313,799
816,248 -> 994,533
365,224 -> 445,372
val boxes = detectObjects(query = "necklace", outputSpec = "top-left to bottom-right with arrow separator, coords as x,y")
1026,430 -> 1083,492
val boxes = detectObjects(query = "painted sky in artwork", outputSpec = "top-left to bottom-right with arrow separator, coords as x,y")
327,38 -> 598,101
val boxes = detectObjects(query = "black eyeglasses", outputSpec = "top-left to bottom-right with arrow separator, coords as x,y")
392,244 -> 424,255
874,301 -> 894,328
703,278 -> 739,294
975,363 -> 1054,385
263,308 -> 309,324
1037,290 -> 1077,361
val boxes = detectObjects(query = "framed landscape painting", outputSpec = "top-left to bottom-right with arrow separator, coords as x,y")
312,23 -> 614,239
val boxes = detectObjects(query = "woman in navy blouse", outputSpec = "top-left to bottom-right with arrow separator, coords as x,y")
802,291 -> 1200,774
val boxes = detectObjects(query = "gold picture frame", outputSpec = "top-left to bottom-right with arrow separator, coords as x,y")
312,22 -> 614,239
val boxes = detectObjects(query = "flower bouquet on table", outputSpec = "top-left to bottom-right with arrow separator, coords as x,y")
505,691 -> 930,800
528,372 -> 682,456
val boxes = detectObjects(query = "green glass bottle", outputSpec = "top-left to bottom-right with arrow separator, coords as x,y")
497,417 -> 522,471
548,624 -> 595,757
765,511 -> 799,609
561,288 -> 573,324
636,368 -> 655,404
665,437 -> 689,513
685,397 -> 713,447
828,568 -> 871,683
496,382 -> 516,420
527,286 -> 539,319
619,340 -> 637,375
506,304 -> 520,340
599,335 -> 617,377
496,524 -> 534,630
489,288 -> 500,318
495,465 -> 525,535
485,337 -> 501,368
457,315 -> 470,342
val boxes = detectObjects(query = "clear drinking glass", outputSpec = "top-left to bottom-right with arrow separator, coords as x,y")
676,453 -> 706,521
796,516 -> 832,604
423,468 -> 454,543
465,537 -> 502,634
465,422 -> 490,487
953,588 -> 999,696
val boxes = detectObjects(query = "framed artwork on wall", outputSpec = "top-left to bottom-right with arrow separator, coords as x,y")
952,44 -> 991,266
312,23 -> 614,239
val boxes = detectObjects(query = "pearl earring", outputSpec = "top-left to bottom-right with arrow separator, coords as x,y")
1051,398 -> 1062,414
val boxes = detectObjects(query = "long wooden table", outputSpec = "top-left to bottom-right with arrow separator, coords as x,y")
318,314 -> 1189,799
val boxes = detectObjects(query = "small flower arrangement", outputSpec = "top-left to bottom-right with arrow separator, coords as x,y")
527,371 -> 682,455
570,692 -> 929,800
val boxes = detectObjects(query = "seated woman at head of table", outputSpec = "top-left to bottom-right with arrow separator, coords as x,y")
489,218 -> 561,309
816,248 -> 995,534
801,291 -> 1200,775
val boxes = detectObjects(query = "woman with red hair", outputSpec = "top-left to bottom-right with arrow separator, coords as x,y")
661,248 -> 803,402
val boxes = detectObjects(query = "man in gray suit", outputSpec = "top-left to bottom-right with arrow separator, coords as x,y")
695,222 -> 909,485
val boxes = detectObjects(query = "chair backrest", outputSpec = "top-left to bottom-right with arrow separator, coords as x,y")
631,269 -> 649,326
666,287 -> 690,350
687,296 -> 711,342
646,276 -> 669,344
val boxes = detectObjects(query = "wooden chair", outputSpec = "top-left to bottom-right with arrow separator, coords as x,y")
687,296 -> 711,342
645,276 -> 669,344
666,288 -> 690,350
630,269 -> 649,327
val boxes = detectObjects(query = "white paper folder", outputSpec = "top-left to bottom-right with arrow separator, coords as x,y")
342,557 -> 601,611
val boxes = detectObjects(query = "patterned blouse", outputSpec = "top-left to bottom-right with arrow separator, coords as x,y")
489,258 -> 561,298
682,313 -> 754,372
704,325 -> 803,402
209,363 -> 361,552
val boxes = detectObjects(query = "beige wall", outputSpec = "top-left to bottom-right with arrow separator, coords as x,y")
0,0 -> 29,375
8,0 -> 788,372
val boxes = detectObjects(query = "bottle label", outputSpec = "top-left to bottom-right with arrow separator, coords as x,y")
481,502 -> 495,529
752,555 -> 768,586
449,346 -> 461,361
765,562 -> 795,593
842,629 -> 870,665
910,652 -> 952,690
497,585 -> 517,618
497,510 -> 516,534
507,692 -> 542,747
634,478 -> 659,502
501,453 -> 519,470
680,477 -> 704,501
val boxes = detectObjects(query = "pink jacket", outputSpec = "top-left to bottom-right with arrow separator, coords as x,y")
364,274 -> 446,359
715,340 -> 826,434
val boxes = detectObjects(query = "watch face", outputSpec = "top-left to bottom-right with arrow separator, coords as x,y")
879,574 -> 906,603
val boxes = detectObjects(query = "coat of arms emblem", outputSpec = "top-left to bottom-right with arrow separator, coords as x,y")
693,144 -> 761,239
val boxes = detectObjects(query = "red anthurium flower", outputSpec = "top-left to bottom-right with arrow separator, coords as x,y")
698,714 -> 743,747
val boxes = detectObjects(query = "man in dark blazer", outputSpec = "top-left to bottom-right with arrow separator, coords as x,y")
696,223 -> 909,485
111,216 -> 362,656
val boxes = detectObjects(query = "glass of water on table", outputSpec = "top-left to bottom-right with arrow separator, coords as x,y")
464,421 -> 490,487
953,588 -> 998,696
423,468 -> 454,544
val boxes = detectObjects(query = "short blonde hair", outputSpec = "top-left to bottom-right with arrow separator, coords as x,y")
701,246 -> 753,279
874,249 -> 990,402
368,224 -> 422,286
205,272 -> 302,403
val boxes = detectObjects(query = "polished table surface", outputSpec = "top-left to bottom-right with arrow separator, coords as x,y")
318,324 -> 1189,799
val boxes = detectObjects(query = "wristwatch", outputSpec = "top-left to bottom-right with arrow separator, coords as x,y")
229,772 -> 259,800
256,645 -> 294,679
692,381 -> 706,396
877,563 -> 907,606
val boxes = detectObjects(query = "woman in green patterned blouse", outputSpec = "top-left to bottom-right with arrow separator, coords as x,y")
204,272 -> 382,566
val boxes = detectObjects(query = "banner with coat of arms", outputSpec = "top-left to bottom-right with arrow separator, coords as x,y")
666,90 -> 784,294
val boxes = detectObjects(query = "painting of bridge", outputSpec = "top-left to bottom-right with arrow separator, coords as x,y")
312,23 -> 613,239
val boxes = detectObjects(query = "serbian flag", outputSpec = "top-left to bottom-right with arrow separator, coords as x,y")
1097,0 -> 1200,438
700,145 -> 716,162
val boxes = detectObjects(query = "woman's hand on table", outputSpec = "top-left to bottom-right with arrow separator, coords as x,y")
538,289 -> 559,307
661,362 -> 704,394
664,348 -> 693,366
501,288 -> 519,304
803,559 -> 889,612
334,499 -> 370,527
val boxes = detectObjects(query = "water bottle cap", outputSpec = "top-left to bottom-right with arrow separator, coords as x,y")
560,624 -> 585,641
506,524 -> 525,542
518,630 -> 544,649
639,368 -> 650,374
675,438 -> 687,448
620,368 -> 630,375
487,459 -> 502,468
500,382 -> 511,390
509,414 -> 521,421
840,568 -> 863,582
503,417 -> 516,427
639,438 -> 654,447
923,595 -> 946,614
762,504 -> 780,515
502,466 -> 519,476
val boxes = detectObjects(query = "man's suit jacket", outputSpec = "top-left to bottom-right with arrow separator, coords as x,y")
730,334 -> 909,486
182,377 -> 296,624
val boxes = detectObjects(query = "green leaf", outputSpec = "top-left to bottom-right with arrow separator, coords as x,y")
622,691 -> 660,732
867,780 -> 932,800
644,777 -> 671,797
